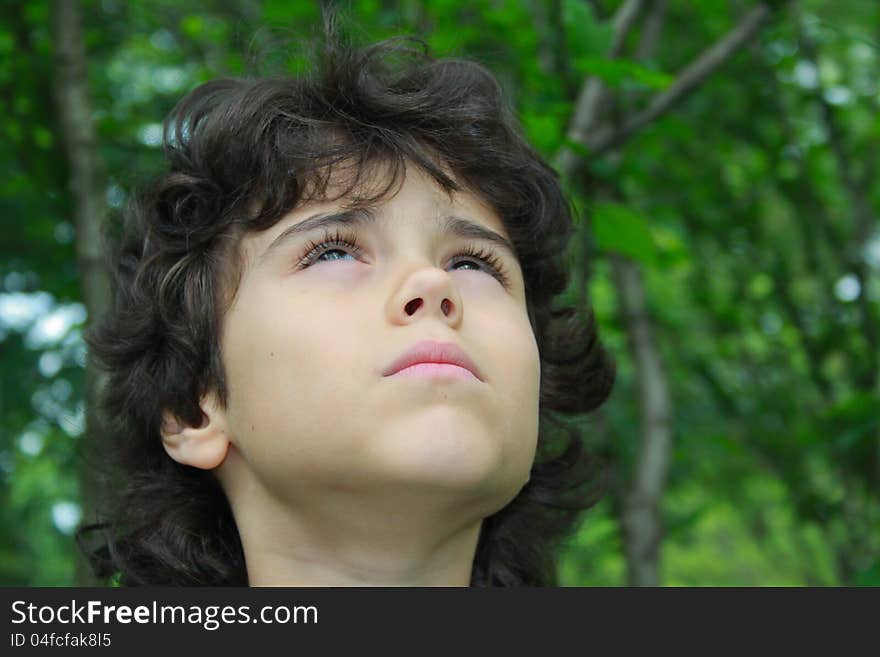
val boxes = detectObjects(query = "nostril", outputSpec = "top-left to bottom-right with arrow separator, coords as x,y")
405,298 -> 422,315
441,298 -> 451,315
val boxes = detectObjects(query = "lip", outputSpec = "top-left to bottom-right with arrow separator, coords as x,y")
382,340 -> 484,382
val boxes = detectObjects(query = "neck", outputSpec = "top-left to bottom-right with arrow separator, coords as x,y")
243,518 -> 481,587
225,473 -> 485,587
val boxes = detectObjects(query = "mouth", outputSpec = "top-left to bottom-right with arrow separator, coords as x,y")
386,362 -> 481,381
382,339 -> 484,382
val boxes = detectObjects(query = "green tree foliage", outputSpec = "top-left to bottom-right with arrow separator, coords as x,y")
1,0 -> 876,585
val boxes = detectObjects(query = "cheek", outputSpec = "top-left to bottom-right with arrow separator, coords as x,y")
512,321 -> 541,422
478,306 -> 541,423
219,284 -> 375,490
221,283 -> 358,429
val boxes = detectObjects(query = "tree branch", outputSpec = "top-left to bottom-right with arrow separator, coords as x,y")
581,2 -> 773,159
554,0 -> 650,180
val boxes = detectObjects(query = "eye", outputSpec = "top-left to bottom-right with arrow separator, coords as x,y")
296,229 -> 364,269
296,229 -> 513,290
449,245 -> 512,288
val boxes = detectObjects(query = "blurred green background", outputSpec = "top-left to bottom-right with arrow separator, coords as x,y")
1,0 -> 878,586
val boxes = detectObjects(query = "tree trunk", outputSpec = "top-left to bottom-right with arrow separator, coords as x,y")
50,0 -> 111,586
552,0 -> 776,585
610,251 -> 672,586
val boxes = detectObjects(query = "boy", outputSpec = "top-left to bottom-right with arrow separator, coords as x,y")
80,22 -> 615,586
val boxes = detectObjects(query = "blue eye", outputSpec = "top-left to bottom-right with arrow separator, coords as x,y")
449,246 -> 510,287
314,248 -> 355,262
297,229 -> 512,289
298,232 -> 363,268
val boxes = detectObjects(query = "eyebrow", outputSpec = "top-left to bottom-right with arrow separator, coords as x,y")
258,206 -> 518,265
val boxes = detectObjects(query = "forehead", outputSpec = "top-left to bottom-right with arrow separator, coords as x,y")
241,160 -> 513,264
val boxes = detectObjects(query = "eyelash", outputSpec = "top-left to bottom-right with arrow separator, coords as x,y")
296,228 -> 512,289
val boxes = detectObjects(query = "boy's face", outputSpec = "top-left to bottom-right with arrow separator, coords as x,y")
212,162 -> 540,524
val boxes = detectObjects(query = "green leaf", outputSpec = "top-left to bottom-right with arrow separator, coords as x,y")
576,56 -> 674,90
33,127 -> 53,149
591,201 -> 657,265
855,563 -> 880,586
628,62 -> 675,90
563,0 -> 614,58
522,111 -> 563,154
179,16 -> 204,39
561,137 -> 591,159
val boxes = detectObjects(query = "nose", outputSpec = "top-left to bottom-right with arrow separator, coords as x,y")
388,266 -> 461,326
405,297 -> 452,316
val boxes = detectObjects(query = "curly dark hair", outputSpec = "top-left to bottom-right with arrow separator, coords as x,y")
77,16 -> 616,587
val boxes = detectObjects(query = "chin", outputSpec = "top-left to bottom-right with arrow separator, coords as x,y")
397,451 -> 532,515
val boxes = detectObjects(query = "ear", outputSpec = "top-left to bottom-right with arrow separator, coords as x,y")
160,392 -> 231,470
